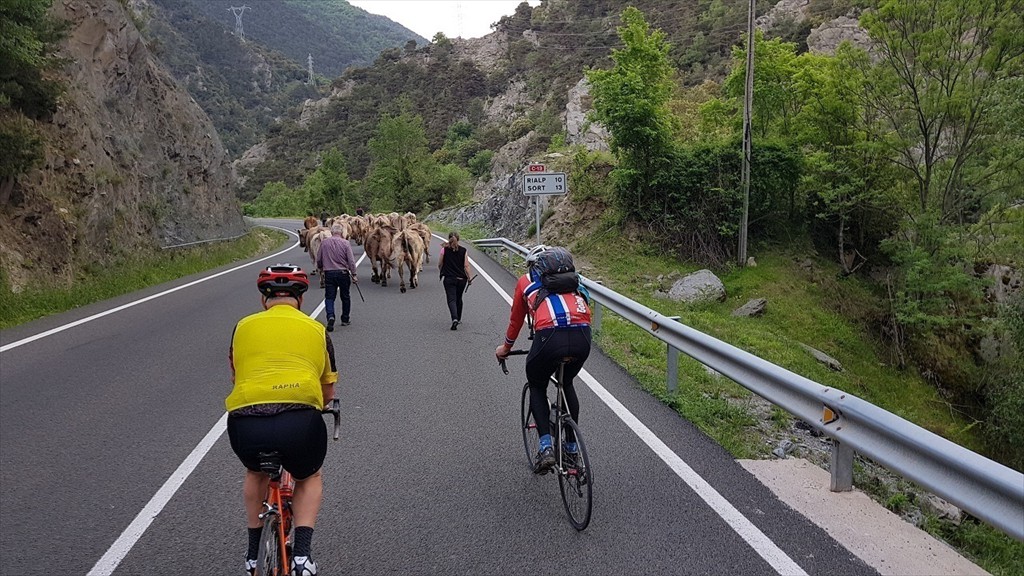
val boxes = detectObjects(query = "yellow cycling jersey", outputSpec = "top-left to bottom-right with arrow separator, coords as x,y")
226,305 -> 338,412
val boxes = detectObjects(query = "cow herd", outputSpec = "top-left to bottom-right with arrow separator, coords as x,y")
297,212 -> 432,294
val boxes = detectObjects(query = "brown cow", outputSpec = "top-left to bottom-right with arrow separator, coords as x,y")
297,215 -> 319,251
365,225 -> 394,286
307,227 -> 331,284
391,228 -> 425,293
408,222 -> 432,267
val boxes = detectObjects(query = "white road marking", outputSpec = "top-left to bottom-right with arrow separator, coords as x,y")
579,371 -> 807,575
86,413 -> 228,576
476,246 -> 807,576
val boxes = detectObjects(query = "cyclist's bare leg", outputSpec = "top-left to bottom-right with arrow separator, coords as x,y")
243,469 -> 271,528
291,469 -> 323,527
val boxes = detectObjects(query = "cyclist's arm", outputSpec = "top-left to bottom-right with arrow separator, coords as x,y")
501,275 -> 530,349
321,333 -> 339,408
228,325 -> 238,383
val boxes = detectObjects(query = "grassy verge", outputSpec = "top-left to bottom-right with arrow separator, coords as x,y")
517,228 -> 1022,574
0,228 -> 287,329
572,233 -> 985,454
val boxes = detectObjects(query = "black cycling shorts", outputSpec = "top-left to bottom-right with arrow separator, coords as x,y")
227,408 -> 327,480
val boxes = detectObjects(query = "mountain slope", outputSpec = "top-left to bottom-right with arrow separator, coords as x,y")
0,0 -> 245,291
186,0 -> 426,78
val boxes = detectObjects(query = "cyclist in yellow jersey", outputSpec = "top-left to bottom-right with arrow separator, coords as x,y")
227,264 -> 337,576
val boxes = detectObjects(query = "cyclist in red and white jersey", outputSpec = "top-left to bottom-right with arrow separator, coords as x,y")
495,245 -> 592,473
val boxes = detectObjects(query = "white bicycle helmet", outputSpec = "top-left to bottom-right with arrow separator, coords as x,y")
525,244 -> 549,265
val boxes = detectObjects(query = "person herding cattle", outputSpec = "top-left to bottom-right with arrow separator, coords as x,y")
316,223 -> 359,331
438,230 -> 473,330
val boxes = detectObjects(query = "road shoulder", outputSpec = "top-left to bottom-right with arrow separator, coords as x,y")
739,458 -> 989,576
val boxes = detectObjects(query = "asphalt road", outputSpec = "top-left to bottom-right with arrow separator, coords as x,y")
0,218 -> 878,576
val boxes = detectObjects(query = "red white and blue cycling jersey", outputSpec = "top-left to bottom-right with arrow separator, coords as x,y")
504,273 -> 591,346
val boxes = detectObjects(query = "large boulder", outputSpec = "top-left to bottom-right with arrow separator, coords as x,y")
664,270 -> 726,303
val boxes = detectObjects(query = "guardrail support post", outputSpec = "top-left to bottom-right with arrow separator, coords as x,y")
830,439 -> 854,492
591,280 -> 603,333
666,316 -> 681,393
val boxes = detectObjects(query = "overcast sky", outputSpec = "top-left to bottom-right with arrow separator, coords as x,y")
348,0 -> 541,40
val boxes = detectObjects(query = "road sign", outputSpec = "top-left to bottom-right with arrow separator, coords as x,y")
528,164 -> 546,172
523,172 -> 567,196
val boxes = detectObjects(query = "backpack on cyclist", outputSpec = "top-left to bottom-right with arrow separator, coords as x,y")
528,247 -> 589,310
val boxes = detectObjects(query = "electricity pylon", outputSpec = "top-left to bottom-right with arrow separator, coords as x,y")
228,5 -> 250,42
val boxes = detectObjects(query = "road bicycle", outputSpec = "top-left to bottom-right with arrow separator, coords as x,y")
254,398 -> 341,576
500,350 -> 593,530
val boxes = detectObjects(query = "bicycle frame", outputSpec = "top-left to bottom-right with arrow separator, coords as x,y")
256,399 -> 341,575
261,468 -> 295,575
502,349 -> 592,529
554,363 -> 583,473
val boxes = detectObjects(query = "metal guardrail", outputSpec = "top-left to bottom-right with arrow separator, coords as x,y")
474,237 -> 1024,541
160,231 -> 250,250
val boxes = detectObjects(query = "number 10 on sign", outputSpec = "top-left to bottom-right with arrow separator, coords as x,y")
523,173 -> 567,196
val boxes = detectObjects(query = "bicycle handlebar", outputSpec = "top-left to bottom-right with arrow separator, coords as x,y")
322,397 -> 341,440
498,349 -> 529,375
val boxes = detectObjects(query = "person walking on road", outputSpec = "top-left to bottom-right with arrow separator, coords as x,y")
317,223 -> 358,331
438,230 -> 472,330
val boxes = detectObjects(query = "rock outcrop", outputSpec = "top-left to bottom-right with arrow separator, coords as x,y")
0,0 -> 245,291
807,15 -> 872,55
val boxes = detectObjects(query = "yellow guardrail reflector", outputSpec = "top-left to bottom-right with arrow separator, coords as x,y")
822,406 -> 838,425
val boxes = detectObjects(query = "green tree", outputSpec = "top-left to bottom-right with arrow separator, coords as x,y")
586,6 -> 676,219
794,46 -> 897,272
861,0 -> 1024,225
246,181 -> 305,217
857,0 -> 1024,378
0,0 -> 65,118
302,147 -> 353,215
367,111 -> 431,211
366,110 -> 469,213
723,32 -> 801,139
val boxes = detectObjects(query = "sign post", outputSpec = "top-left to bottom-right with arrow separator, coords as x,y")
522,164 -> 567,244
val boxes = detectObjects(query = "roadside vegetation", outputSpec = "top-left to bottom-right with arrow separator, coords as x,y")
498,4 -> 1022,570
0,228 -> 286,329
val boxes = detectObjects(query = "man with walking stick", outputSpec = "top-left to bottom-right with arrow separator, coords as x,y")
316,223 -> 359,331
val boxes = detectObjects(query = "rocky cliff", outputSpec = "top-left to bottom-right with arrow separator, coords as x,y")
0,0 -> 245,291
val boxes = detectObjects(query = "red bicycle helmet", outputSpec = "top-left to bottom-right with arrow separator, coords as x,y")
257,264 -> 309,299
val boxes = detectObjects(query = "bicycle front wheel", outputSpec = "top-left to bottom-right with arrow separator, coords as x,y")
520,383 -> 539,470
557,418 -> 593,531
255,514 -> 281,576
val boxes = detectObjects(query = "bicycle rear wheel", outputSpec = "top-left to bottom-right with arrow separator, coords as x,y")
520,383 -> 539,470
255,514 -> 282,576
557,418 -> 593,531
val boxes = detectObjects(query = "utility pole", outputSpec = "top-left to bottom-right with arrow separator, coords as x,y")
737,0 -> 755,267
307,53 -> 315,85
228,5 -> 250,43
